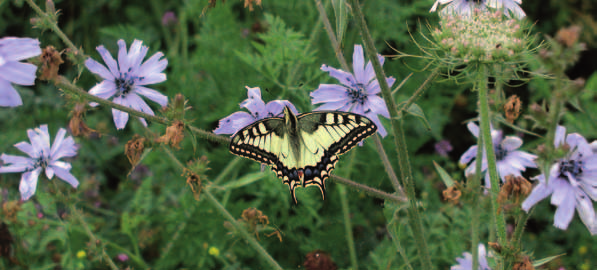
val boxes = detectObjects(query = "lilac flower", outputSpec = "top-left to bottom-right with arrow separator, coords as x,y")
431,0 -> 525,19
459,122 -> 537,189
522,126 -> 597,235
310,45 -> 394,137
0,37 -> 41,107
435,139 -> 454,157
161,11 -> 178,26
116,253 -> 129,262
85,39 -> 168,130
488,0 -> 525,18
0,125 -> 79,200
214,86 -> 299,135
451,244 -> 492,270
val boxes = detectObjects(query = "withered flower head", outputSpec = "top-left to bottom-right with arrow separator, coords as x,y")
2,201 -> 22,224
556,25 -> 582,48
184,156 -> 211,200
69,103 -> 99,138
244,0 -> 262,11
504,95 -> 522,123
442,185 -> 462,204
498,175 -> 532,206
488,242 -> 502,254
156,121 -> 185,149
513,256 -> 535,270
304,250 -> 338,270
38,46 -> 64,81
125,135 -> 146,166
239,207 -> 282,241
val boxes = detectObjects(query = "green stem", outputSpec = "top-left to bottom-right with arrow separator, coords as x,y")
477,64 -> 507,260
348,0 -> 432,268
160,145 -> 282,270
204,191 -> 283,270
511,210 -> 531,247
314,0 -> 350,72
330,175 -> 406,203
55,76 -> 170,125
25,0 -> 86,63
397,68 -> 439,115
471,114 -> 485,270
338,185 -> 358,269
372,135 -> 405,198
69,205 -> 120,270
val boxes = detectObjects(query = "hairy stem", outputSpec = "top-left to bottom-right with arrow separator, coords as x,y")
477,64 -> 507,266
348,0 -> 432,268
330,175 -> 406,203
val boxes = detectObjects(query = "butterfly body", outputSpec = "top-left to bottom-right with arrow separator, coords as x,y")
230,106 -> 377,203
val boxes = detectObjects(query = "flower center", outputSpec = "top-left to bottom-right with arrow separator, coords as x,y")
347,83 -> 367,105
559,158 -> 583,179
115,72 -> 136,97
495,144 -> 507,161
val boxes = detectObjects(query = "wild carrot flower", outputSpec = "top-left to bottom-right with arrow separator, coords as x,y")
451,243 -> 492,270
459,122 -> 537,189
85,39 -> 168,130
0,125 -> 79,200
310,44 -> 395,137
213,86 -> 298,135
522,126 -> 597,235
0,37 -> 41,107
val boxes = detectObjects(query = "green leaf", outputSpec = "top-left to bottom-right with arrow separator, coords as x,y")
533,254 -> 566,267
220,172 -> 266,189
433,161 -> 455,188
332,0 -> 349,45
405,103 -> 431,131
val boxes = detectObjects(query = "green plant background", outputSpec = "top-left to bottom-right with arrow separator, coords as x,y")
0,0 -> 596,269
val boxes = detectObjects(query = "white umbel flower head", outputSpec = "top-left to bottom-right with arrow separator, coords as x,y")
85,39 -> 168,130
0,125 -> 79,200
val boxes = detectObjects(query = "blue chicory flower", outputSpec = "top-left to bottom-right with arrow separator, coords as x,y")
0,37 -> 41,107
459,122 -> 537,189
0,125 -> 79,200
522,126 -> 597,235
431,0 -> 525,19
451,243 -> 492,270
310,44 -> 395,137
85,39 -> 168,130
214,86 -> 299,135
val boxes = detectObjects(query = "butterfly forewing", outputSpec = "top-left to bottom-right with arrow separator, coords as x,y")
229,118 -> 285,166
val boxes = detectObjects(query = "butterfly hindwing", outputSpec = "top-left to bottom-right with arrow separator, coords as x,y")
296,111 -> 377,199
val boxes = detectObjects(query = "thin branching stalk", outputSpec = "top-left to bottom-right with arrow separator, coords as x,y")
25,0 -> 86,63
51,181 -> 123,269
330,175 -> 406,203
477,64 -> 507,263
160,145 -> 283,270
397,68 -> 439,116
348,0 -> 432,268
372,135 -> 406,198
